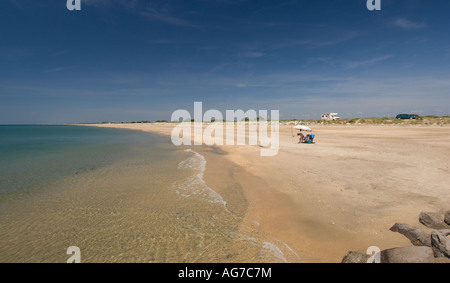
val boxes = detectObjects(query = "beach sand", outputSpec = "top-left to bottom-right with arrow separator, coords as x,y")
81,123 -> 450,262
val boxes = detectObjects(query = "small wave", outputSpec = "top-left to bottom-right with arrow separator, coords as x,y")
227,232 -> 259,244
173,149 -> 227,206
260,239 -> 301,263
260,242 -> 288,263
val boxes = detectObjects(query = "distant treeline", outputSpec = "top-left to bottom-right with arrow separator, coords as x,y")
82,115 -> 450,125
285,116 -> 450,126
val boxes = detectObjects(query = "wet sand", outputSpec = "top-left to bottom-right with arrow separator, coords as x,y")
80,123 -> 450,262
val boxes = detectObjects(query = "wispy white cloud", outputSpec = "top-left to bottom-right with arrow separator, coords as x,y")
345,55 -> 393,69
140,9 -> 197,28
82,0 -> 136,8
242,51 -> 265,58
393,18 -> 426,29
270,31 -> 360,50
83,0 -> 197,28
216,75 -> 450,118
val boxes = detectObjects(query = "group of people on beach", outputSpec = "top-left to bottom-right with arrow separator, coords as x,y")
298,132 -> 315,144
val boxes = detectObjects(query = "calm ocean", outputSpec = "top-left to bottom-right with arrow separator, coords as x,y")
0,125 -> 180,195
0,125 -> 297,263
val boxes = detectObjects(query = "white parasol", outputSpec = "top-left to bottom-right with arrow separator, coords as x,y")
294,125 -> 312,132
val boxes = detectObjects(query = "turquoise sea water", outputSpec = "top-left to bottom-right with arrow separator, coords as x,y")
0,125 -> 179,195
0,125 -> 299,263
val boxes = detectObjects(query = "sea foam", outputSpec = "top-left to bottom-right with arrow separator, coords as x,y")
260,242 -> 288,263
172,149 -> 227,206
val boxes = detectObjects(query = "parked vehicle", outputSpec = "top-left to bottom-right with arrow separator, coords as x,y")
396,114 -> 418,119
321,113 -> 341,121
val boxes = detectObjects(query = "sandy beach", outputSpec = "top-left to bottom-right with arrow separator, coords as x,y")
5,0 -> 450,266
81,122 -> 450,262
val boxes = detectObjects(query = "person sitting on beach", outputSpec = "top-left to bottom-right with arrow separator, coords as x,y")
298,132 -> 305,143
304,134 -> 311,143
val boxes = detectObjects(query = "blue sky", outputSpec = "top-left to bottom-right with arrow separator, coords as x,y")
1,0 -> 449,123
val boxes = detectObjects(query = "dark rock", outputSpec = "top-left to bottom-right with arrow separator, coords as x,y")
390,223 -> 431,247
445,211 -> 450,226
341,251 -> 370,263
419,212 -> 450,229
431,229 -> 450,258
380,246 -> 435,263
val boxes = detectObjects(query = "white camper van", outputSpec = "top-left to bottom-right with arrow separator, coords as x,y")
321,113 -> 341,121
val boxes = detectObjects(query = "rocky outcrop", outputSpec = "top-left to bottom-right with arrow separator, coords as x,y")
419,212 -> 450,229
342,210 -> 450,263
380,246 -> 435,263
431,229 -> 450,258
445,211 -> 450,226
341,251 -> 370,263
389,223 -> 431,247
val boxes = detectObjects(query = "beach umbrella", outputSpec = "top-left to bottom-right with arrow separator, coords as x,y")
294,125 -> 312,132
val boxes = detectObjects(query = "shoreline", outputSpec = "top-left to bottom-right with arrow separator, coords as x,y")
79,122 -> 450,262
